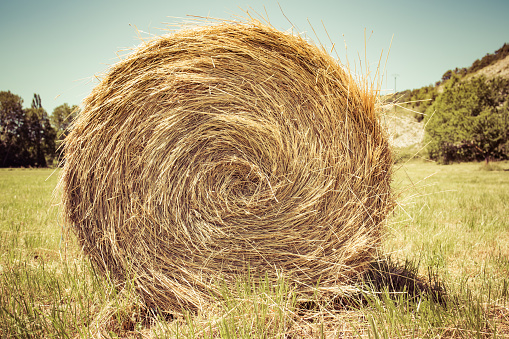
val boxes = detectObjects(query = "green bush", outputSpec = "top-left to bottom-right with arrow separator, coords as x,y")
424,75 -> 509,163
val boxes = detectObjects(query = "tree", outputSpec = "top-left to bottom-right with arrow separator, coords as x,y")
51,103 -> 78,140
24,94 -> 56,167
441,70 -> 453,82
0,92 -> 56,167
424,75 -> 509,163
0,91 -> 26,166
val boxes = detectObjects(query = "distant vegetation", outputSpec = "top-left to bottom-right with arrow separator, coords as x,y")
2,44 -> 509,167
468,42 -> 509,74
0,91 -> 77,167
390,43 -> 509,164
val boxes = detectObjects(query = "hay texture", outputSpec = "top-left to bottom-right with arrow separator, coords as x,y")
61,20 -> 394,312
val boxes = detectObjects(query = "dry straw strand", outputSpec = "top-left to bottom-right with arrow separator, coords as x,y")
60,19 -> 394,313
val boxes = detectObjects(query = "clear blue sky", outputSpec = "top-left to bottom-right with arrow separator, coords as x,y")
1,0 -> 508,114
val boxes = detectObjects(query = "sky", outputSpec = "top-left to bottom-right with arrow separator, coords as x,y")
1,0 -> 508,114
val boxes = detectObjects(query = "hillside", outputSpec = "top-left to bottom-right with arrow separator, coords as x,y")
468,53 -> 509,79
468,43 -> 509,75
382,113 -> 424,149
384,43 -> 509,152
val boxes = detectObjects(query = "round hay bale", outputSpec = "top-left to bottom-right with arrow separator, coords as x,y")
60,20 -> 394,312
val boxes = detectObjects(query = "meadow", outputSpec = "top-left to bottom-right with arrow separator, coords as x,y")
0,161 -> 508,338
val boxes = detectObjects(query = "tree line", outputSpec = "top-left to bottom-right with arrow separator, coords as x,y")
0,91 -> 77,167
2,68 -> 509,168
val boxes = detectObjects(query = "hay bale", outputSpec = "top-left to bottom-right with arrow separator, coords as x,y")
60,20 -> 394,312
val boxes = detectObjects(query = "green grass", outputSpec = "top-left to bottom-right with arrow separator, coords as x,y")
1,163 -> 508,338
374,159 -> 509,337
0,168 -> 59,257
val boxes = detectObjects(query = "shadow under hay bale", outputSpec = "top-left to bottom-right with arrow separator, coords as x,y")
297,256 -> 447,313
60,19 -> 394,313
362,256 -> 447,305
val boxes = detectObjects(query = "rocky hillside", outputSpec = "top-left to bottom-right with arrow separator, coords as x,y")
468,53 -> 509,79
383,113 -> 425,148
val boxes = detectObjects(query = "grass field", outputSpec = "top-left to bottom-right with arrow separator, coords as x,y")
0,161 -> 508,338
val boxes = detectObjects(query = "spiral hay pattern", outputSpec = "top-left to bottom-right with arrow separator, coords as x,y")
61,20 -> 394,312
